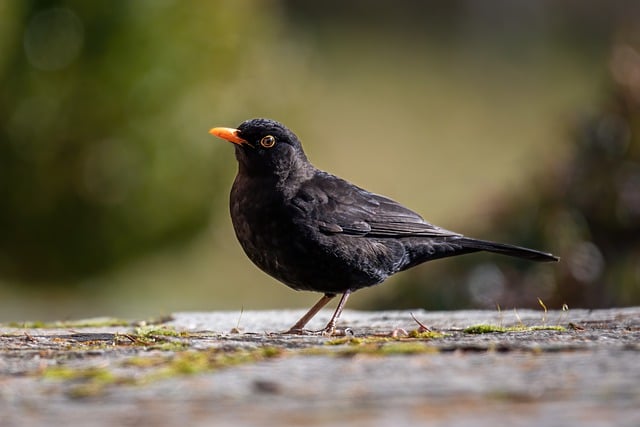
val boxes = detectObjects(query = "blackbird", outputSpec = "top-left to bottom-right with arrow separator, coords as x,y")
210,118 -> 559,335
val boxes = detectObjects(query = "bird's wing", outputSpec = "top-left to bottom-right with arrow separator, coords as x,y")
293,172 -> 460,238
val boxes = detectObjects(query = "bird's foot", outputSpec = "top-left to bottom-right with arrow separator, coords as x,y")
316,323 -> 354,337
318,320 -> 340,336
325,327 -> 354,337
320,322 -> 336,336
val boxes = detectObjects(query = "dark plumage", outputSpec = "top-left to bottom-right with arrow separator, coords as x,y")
210,118 -> 558,334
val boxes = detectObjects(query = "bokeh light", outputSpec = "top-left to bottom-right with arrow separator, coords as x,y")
24,8 -> 83,71
0,1 -> 639,321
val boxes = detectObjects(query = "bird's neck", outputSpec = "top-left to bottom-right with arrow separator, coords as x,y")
237,159 -> 315,198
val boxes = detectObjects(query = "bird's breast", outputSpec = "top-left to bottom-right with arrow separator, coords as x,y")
228,173 -> 404,293
230,175 -> 301,277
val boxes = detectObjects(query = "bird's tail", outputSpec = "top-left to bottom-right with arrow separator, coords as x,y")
459,238 -> 559,262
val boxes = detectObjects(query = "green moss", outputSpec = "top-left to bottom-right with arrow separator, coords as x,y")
4,314 -> 176,330
260,346 -> 284,358
323,334 -> 441,356
7,320 -> 47,328
42,366 -> 81,380
40,346 -> 286,397
43,366 -> 115,382
148,341 -> 191,351
331,341 -> 439,356
6,317 -> 131,329
165,351 -> 211,375
68,383 -> 110,399
149,346 -> 285,379
42,365 -> 120,398
464,324 -> 567,334
133,325 -> 186,338
113,326 -> 193,349
377,342 -> 439,355
326,329 -> 445,346
530,325 -> 566,331
326,337 -> 364,346
121,355 -> 168,368
464,324 -> 510,334
407,330 -> 446,339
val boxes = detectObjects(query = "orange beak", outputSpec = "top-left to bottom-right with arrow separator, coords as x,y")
209,127 -> 247,145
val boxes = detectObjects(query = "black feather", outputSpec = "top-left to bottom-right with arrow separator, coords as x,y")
457,238 -> 559,262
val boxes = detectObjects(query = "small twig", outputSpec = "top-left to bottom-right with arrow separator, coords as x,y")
119,333 -> 141,344
537,297 -> 548,326
557,303 -> 570,326
410,312 -> 431,332
568,322 -> 585,331
230,306 -> 244,333
513,308 -> 524,328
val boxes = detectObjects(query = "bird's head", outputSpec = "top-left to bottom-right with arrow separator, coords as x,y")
210,118 -> 309,177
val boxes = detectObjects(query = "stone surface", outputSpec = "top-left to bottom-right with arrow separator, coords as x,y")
0,307 -> 638,427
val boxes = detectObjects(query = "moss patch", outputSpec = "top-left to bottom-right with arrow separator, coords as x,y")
112,326 -> 195,350
4,314 -> 175,330
43,366 -> 115,382
323,332 -> 443,356
463,324 -> 566,334
6,317 -> 131,329
42,365 -> 125,399
40,346 -> 285,398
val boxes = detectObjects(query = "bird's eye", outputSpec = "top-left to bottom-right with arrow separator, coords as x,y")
260,135 -> 276,148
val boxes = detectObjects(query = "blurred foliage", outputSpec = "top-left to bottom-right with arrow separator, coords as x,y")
378,38 -> 640,310
0,1 -> 261,283
1,1 -> 639,318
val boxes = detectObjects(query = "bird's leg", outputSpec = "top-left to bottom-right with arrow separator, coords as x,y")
321,290 -> 352,336
284,293 -> 335,334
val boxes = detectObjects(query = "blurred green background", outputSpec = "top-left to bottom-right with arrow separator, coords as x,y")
1,1 -> 639,321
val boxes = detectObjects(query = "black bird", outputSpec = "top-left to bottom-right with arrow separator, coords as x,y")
210,118 -> 559,335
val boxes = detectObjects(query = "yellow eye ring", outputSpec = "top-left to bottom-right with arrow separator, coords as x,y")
260,135 -> 276,148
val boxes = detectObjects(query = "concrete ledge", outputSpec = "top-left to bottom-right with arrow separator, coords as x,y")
1,307 -> 638,427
